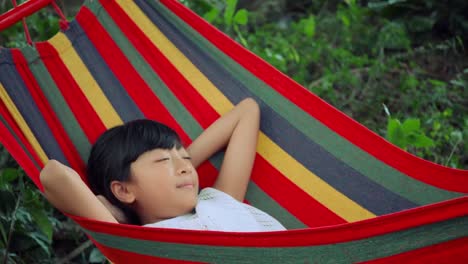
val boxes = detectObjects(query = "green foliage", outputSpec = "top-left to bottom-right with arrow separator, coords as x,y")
0,146 -> 105,263
0,3 -> 107,263
0,11 -> 60,48
197,0 -> 250,46
88,247 -> 106,263
0,168 -> 53,262
367,0 -> 468,45
386,117 -> 434,150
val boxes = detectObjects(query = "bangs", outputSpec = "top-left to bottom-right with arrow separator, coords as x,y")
122,119 -> 183,164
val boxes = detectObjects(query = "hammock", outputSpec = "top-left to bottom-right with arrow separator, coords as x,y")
0,0 -> 467,263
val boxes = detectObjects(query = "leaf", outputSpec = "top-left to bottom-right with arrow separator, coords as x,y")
406,16 -> 436,33
377,22 -> 410,50
224,0 -> 238,26
29,208 -> 53,241
401,75 -> 419,91
367,1 -> 388,9
429,79 -> 446,88
367,0 -> 407,9
203,8 -> 220,23
89,247 -> 106,263
235,29 -> 249,47
450,130 -> 463,141
412,134 -> 434,148
233,9 -> 248,25
0,168 -> 19,188
386,118 -> 407,148
289,46 -> 300,63
303,15 -> 316,37
401,118 -> 420,134
337,11 -> 350,27
27,232 -> 51,256
450,79 -> 465,87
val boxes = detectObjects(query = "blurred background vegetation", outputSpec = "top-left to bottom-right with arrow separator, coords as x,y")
1,0 -> 467,262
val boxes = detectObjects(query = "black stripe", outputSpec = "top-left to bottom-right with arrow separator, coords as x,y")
64,20 -> 145,123
0,114 -> 41,169
0,50 -> 68,164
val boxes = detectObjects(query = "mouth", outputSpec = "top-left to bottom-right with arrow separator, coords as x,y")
176,182 -> 195,189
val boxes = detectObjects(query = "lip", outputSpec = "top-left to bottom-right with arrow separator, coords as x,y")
176,182 -> 195,189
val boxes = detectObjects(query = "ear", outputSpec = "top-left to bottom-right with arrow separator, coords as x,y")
110,181 -> 136,204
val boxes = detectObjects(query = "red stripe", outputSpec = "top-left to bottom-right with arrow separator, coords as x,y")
252,158 -> 345,226
71,196 -> 468,247
35,42 -> 105,146
0,103 -> 41,189
97,0 -> 344,227
360,237 -> 468,264
75,8 -> 177,133
160,0 -> 468,193
74,7 -> 220,187
11,49 -> 86,176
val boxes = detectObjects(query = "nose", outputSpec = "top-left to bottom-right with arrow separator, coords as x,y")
175,158 -> 192,175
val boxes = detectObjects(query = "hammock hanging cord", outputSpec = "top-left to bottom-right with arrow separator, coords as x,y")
49,0 -> 68,30
11,0 -> 32,45
1,0 -> 68,45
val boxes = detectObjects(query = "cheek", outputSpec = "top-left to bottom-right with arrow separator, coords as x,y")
193,171 -> 200,185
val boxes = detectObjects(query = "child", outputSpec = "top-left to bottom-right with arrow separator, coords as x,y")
40,98 -> 285,232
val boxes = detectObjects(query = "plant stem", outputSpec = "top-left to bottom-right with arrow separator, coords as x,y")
2,195 -> 21,264
445,137 -> 462,166
57,240 -> 93,264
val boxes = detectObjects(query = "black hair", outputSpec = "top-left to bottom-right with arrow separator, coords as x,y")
86,119 -> 182,225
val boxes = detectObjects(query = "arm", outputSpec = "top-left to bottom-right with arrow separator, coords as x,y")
187,98 -> 260,201
40,160 -> 118,223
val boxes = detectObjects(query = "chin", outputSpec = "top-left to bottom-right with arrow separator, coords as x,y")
185,200 -> 197,213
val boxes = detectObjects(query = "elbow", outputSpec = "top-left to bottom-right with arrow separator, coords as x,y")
241,97 -> 260,117
40,159 -> 61,190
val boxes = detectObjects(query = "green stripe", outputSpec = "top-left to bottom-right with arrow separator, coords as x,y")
246,183 -> 306,229
153,2 -> 462,205
89,1 -> 303,229
20,46 -> 90,162
91,0 -> 203,141
85,216 -> 467,263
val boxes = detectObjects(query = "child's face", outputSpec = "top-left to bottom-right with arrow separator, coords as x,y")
127,147 -> 199,224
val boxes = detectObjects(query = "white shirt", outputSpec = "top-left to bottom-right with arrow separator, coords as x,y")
144,188 -> 286,232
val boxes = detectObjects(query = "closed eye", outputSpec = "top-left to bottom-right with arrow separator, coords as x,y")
155,158 -> 170,162
183,156 -> 191,160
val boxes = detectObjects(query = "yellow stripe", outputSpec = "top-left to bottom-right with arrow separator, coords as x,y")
116,0 -> 375,222
121,1 -> 233,115
48,33 -> 123,129
0,83 -> 48,164
258,134 -> 375,221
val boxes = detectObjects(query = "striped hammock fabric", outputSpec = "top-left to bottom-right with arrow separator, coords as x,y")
0,0 -> 467,263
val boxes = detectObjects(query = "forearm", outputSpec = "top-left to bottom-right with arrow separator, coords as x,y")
40,160 -> 117,223
188,98 -> 260,201
214,106 -> 259,200
187,98 -> 258,168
